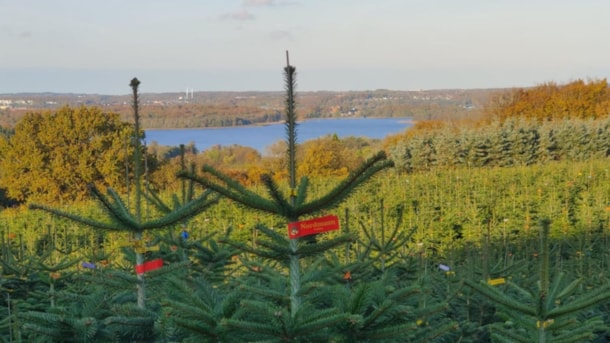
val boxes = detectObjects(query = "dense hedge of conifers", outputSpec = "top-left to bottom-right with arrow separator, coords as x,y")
386,79 -> 610,173
388,116 -> 610,172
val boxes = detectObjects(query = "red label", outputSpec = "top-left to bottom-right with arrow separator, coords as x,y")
135,258 -> 163,274
288,215 -> 340,239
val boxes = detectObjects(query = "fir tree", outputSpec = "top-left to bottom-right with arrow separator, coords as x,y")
171,53 -> 459,342
27,78 -> 220,341
464,219 -> 610,342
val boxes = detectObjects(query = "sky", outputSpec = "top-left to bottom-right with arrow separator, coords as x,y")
1,0 -> 609,94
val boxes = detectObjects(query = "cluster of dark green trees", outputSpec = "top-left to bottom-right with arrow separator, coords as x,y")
386,79 -> 610,173
389,117 -> 610,173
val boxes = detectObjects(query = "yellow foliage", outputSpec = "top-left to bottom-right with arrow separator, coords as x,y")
297,135 -> 352,178
486,79 -> 610,122
0,106 -> 134,203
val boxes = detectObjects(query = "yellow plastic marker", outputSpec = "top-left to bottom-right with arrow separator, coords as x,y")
487,278 -> 506,286
536,319 -> 554,329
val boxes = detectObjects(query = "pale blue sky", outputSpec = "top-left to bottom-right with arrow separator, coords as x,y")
1,0 -> 609,94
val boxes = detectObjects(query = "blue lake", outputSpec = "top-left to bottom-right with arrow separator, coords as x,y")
145,117 -> 412,154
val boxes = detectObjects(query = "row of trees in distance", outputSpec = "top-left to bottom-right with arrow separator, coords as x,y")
0,88 -> 488,129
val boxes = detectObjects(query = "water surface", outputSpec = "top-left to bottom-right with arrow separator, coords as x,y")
145,117 -> 412,153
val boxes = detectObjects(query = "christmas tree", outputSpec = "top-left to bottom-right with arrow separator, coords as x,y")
26,77 -> 221,342
170,52 -> 455,342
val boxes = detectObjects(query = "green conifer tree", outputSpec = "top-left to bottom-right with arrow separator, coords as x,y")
27,78 -> 220,341
464,219 -> 610,342
170,53 -> 458,342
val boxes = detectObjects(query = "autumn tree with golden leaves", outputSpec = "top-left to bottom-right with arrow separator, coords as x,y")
0,106 -> 136,203
486,79 -> 610,122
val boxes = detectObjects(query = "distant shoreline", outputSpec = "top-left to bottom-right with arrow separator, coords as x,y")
145,116 -> 414,131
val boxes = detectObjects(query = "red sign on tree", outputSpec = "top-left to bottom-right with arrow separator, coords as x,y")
287,215 -> 340,239
135,258 -> 164,275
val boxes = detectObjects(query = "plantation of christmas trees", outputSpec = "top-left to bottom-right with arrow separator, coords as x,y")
1,54 -> 610,342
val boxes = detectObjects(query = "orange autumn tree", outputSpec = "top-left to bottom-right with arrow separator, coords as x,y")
0,106 -> 135,203
298,135 -> 352,177
486,79 -> 610,122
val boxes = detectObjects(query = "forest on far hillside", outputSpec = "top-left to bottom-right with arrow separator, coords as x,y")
0,88 -> 491,129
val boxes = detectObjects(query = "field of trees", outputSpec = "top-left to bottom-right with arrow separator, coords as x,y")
1,77 -> 610,342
